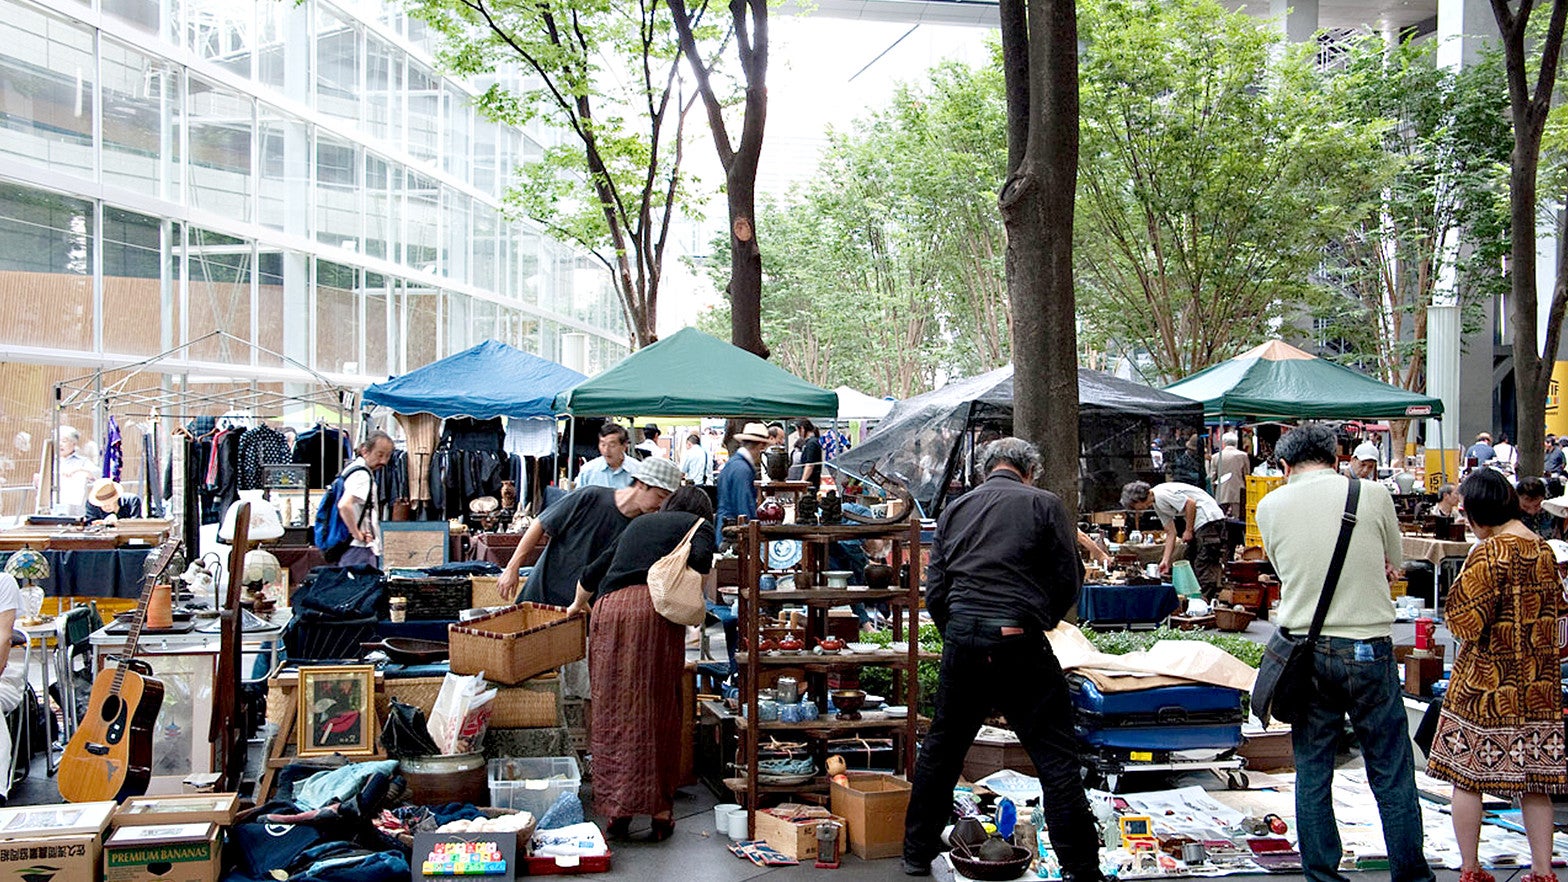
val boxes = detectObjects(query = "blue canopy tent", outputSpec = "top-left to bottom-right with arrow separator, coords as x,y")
363,339 -> 586,418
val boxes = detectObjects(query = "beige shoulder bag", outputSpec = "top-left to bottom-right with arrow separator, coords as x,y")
648,518 -> 707,626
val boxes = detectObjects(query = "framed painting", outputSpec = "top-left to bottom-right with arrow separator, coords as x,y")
381,521 -> 450,570
296,665 -> 377,758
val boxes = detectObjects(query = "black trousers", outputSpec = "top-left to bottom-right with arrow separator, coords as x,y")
903,616 -> 1103,878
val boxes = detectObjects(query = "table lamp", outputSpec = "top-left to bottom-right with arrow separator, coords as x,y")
219,497 -> 285,544
4,544 -> 50,619
242,548 -> 282,614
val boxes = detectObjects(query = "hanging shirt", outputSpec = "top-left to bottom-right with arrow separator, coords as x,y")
237,425 -> 291,490
102,416 -> 123,482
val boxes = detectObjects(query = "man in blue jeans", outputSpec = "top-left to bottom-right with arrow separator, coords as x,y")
1256,424 -> 1434,882
902,438 -> 1102,879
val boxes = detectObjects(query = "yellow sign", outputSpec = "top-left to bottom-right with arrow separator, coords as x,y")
1547,362 -> 1568,437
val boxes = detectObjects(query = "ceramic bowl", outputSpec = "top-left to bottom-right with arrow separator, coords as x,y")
889,641 -> 910,653
862,694 -> 885,710
823,570 -> 853,589
845,642 -> 878,653
883,705 -> 909,718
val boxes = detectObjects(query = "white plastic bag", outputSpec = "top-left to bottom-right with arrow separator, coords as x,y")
426,671 -> 498,754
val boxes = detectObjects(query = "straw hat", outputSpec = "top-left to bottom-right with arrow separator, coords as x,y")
89,478 -> 123,509
630,456 -> 683,493
733,422 -> 770,444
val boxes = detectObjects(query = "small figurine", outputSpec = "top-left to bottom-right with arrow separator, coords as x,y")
820,489 -> 843,525
796,490 -> 819,525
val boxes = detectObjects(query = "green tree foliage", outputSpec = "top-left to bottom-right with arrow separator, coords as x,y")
1073,0 -> 1384,383
699,61 -> 1010,395
1312,37 -> 1511,453
405,0 -> 712,347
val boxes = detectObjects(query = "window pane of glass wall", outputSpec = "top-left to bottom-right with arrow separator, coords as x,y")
258,107 -> 308,233
101,40 -> 180,199
315,6 -> 361,122
365,36 -> 400,141
316,132 -> 361,250
185,0 -> 253,79
0,183 -> 93,351
406,62 -> 440,163
405,171 -> 438,271
365,154 -> 395,261
256,247 -> 286,366
474,119 -> 498,195
499,307 -> 539,355
444,290 -> 469,355
442,189 -> 469,282
473,203 -> 498,292
187,77 -> 254,222
364,271 -> 389,377
103,0 -> 159,34
403,282 -> 439,369
517,228 -> 540,305
183,227 -> 251,362
443,86 -> 471,182
471,298 -> 497,344
0,6 -> 95,178
315,260 -> 359,373
102,207 -> 167,356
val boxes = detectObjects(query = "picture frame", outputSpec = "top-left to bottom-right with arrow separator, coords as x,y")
296,665 -> 377,758
381,521 -> 451,570
270,488 -> 310,528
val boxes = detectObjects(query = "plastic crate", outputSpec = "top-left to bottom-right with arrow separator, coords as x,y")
488,756 -> 581,817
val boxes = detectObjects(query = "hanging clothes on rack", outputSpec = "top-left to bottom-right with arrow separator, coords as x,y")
395,412 -> 442,506
376,449 -> 410,519
293,423 -> 354,489
237,423 -> 290,490
102,415 -> 123,482
142,421 -> 163,517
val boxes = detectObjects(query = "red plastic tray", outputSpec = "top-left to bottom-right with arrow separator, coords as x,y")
523,852 -> 613,875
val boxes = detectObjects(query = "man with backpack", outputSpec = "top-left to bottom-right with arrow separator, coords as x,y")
333,431 -> 394,568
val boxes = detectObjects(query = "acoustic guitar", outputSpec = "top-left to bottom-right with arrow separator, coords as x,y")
58,539 -> 180,803
210,502 -> 249,792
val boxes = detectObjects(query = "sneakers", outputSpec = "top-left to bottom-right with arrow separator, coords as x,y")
900,857 -> 931,876
1520,874 -> 1557,882
1459,870 -> 1497,882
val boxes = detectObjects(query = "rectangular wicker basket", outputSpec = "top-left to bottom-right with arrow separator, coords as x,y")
449,603 -> 586,685
379,673 -> 561,728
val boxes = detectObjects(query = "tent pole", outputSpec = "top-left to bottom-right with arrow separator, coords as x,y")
1437,417 -> 1446,488
566,416 -> 576,485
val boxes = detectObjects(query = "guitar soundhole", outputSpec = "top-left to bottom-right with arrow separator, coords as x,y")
100,695 -> 123,722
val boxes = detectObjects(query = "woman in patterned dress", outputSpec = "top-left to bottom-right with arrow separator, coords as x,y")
1427,469 -> 1568,882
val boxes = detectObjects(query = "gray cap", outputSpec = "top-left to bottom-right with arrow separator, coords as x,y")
629,456 -> 682,492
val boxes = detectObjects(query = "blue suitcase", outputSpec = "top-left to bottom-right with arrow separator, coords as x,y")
1068,674 -> 1244,752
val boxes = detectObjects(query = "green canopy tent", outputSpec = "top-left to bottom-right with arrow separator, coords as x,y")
553,327 -> 839,418
1163,339 -> 1448,469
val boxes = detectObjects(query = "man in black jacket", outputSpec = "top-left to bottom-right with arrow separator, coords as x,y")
902,438 -> 1102,879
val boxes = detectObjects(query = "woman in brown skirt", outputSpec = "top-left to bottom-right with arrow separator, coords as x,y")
567,486 -> 715,841
1427,469 -> 1567,882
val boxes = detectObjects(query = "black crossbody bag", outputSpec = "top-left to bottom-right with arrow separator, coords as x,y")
1252,478 -> 1360,726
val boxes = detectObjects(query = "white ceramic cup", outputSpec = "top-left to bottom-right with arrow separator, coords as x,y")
728,809 -> 751,841
714,803 -> 741,833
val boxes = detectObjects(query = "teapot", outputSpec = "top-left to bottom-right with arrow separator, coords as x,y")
756,636 -> 777,653
777,632 -> 805,652
817,635 -> 846,652
756,497 -> 786,525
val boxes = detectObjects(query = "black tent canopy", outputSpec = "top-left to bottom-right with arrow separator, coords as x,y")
829,365 -> 1205,515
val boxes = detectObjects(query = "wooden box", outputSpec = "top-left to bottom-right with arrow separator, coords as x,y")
830,774 -> 911,860
961,735 -> 1036,780
754,805 -> 846,861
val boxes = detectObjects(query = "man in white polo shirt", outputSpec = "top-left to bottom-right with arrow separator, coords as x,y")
1255,423 -> 1432,882
1120,479 -> 1227,599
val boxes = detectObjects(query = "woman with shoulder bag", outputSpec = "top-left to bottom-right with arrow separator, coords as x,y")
566,486 -> 716,841
1426,469 -> 1567,882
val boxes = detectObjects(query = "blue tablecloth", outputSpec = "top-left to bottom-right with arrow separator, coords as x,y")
0,548 -> 153,598
1078,582 -> 1179,625
376,619 -> 453,643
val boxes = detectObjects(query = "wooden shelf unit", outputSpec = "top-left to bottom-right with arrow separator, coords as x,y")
736,519 -> 923,836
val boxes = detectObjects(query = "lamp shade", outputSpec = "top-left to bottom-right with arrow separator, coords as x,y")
3,545 -> 50,582
242,549 -> 281,585
219,498 -> 285,543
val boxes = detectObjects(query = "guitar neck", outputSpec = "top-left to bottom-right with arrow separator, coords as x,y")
113,541 -> 178,693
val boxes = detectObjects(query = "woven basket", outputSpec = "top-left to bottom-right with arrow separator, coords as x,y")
395,807 -> 536,852
380,674 -> 562,728
470,575 -> 512,609
1214,607 -> 1256,632
388,576 -> 472,620
449,603 -> 586,685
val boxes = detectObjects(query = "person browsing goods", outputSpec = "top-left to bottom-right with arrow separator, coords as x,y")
337,431 -> 395,569
716,422 -> 770,529
1119,479 -> 1227,598
1255,423 -> 1434,882
902,438 -> 1103,881
578,423 -> 635,489
1210,432 -> 1251,518
680,432 -> 711,485
497,457 -> 683,606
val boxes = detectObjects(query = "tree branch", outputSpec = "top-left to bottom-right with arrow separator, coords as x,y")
668,0 -> 735,167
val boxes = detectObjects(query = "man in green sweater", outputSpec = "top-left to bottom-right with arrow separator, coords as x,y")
1255,423 -> 1433,882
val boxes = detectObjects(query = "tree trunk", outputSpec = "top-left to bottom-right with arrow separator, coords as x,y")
1511,156 -> 1547,476
728,171 -> 768,357
1000,0 -> 1080,521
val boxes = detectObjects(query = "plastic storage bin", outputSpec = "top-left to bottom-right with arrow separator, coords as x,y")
488,756 -> 581,817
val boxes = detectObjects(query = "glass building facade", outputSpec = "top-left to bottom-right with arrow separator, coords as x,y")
0,0 -> 628,513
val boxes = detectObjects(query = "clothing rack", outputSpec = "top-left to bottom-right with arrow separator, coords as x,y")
50,330 -> 360,547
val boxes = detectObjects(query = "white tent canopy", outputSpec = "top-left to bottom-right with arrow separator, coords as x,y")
835,386 -> 895,421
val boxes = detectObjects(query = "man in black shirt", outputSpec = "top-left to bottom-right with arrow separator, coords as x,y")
902,438 -> 1102,880
797,419 -> 824,492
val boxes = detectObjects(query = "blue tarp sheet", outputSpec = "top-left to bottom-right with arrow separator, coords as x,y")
363,340 -> 586,419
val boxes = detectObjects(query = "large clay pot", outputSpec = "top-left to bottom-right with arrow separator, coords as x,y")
763,446 -> 790,482
756,497 -> 786,525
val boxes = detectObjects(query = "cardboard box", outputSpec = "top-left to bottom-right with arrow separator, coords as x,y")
104,824 -> 220,882
754,805 -> 846,861
0,803 -> 117,882
113,795 -> 238,828
830,773 -> 912,860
